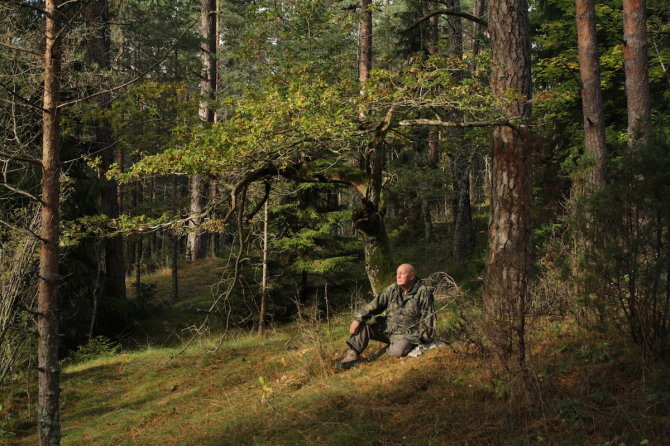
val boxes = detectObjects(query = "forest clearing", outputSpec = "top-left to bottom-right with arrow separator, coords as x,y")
1,0 -> 670,445
4,259 -> 670,445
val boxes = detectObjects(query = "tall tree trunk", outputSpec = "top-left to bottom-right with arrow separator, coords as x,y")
472,0 -> 486,57
134,182 -> 143,293
38,1 -> 62,444
355,0 -> 395,294
359,0 -> 372,91
622,0 -> 651,146
445,0 -> 474,260
83,0 -> 127,311
576,0 -> 607,187
484,0 -> 533,374
187,0 -> 217,261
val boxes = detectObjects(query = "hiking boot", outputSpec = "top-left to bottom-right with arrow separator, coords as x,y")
334,349 -> 360,369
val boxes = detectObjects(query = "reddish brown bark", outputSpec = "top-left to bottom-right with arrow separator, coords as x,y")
576,0 -> 607,186
38,1 -> 62,444
359,0 -> 372,87
623,0 -> 651,145
484,0 -> 533,372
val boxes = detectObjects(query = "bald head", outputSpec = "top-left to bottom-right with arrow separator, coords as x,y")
396,263 -> 416,290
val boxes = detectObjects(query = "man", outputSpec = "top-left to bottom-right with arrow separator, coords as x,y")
337,263 -> 436,368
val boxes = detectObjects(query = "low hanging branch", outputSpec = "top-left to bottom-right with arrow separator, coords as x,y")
405,9 -> 488,32
399,118 -> 516,131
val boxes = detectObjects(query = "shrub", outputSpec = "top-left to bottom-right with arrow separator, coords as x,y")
572,127 -> 670,356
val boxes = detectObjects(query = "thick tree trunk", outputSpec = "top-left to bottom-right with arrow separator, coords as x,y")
38,1 -> 62,444
576,0 -> 607,186
353,199 -> 395,296
83,0 -> 127,310
484,0 -> 533,374
623,0 -> 651,145
187,0 -> 217,261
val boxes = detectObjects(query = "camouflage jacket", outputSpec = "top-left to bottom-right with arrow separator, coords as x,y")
354,279 -> 436,343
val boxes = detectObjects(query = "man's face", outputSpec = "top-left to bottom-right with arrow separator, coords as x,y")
396,265 -> 415,288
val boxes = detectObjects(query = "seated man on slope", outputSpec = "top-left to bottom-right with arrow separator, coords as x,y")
337,263 -> 436,368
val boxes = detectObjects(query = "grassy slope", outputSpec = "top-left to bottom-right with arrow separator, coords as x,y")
6,259 -> 670,445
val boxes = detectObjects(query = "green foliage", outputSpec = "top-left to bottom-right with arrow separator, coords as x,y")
68,336 -> 121,364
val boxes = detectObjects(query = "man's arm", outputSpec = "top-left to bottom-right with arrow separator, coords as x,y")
351,287 -> 391,329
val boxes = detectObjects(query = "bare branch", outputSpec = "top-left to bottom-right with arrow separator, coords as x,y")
0,82 -> 48,113
245,181 -> 271,221
405,9 -> 487,32
399,118 -> 513,129
0,150 -> 42,165
0,181 -> 44,204
0,41 -> 40,56
0,217 -> 47,243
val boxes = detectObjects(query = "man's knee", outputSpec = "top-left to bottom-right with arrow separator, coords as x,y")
388,341 -> 414,357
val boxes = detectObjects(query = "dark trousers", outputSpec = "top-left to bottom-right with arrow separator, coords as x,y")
346,322 -> 415,358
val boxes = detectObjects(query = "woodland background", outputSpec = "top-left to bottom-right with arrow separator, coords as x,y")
1,0 -> 669,444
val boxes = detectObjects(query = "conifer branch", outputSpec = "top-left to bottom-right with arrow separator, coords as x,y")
405,9 -> 487,31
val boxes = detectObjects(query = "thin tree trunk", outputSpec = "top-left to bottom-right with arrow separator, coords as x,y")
134,182 -> 143,293
623,0 -> 650,146
576,0 -> 607,186
484,0 -> 533,375
38,1 -> 62,444
359,0 -> 372,90
472,0 -> 486,58
170,175 -> 178,305
445,0 -> 474,260
258,199 -> 269,336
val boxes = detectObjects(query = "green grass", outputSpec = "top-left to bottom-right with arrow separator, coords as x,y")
6,315 -> 670,445
3,256 -> 670,445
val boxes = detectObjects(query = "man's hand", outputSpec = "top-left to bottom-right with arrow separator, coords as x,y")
349,319 -> 361,335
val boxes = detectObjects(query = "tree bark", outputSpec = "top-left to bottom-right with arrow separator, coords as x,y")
622,0 -> 651,145
484,0 -> 533,374
355,0 -> 395,294
38,1 -> 62,444
187,0 -> 217,261
576,0 -> 607,187
444,0 -> 475,260
258,199 -> 269,336
359,0 -> 372,89
170,175 -> 178,305
353,198 -> 395,295
83,0 -> 127,310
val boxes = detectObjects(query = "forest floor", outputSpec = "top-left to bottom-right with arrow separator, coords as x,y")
3,259 -> 670,445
